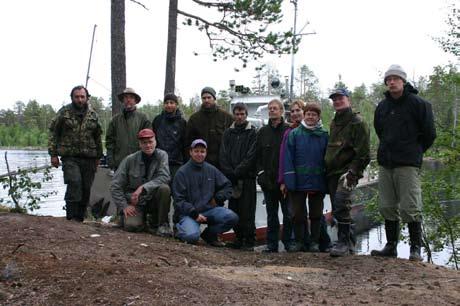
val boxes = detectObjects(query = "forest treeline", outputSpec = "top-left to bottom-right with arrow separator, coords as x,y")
0,64 -> 458,154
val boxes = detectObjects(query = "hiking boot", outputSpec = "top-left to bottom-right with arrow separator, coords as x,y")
207,240 -> 226,247
330,223 -> 352,257
371,220 -> 399,258
226,239 -> 243,249
287,242 -> 304,253
156,223 -> 173,237
408,222 -> 423,262
261,247 -> 278,253
308,243 -> 320,253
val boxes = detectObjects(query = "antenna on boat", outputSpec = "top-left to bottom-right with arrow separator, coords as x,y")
85,24 -> 97,88
289,1 -> 316,102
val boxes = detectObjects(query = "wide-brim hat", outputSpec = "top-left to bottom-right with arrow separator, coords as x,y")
118,88 -> 141,103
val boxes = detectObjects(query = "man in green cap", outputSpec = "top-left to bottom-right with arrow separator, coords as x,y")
106,87 -> 151,170
325,88 -> 370,257
48,85 -> 103,222
185,86 -> 233,169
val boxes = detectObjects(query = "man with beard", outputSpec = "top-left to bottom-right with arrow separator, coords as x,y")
219,103 -> 257,250
106,88 -> 150,170
185,87 -> 233,169
48,85 -> 103,222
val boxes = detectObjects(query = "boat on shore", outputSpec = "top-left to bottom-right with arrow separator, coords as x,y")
90,167 -> 378,242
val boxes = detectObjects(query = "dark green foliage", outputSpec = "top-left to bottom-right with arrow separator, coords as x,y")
0,153 -> 56,213
180,0 -> 298,68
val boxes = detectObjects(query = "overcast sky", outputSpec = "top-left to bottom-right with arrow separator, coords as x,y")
0,0 -> 456,110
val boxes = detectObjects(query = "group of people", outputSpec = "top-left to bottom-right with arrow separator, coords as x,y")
48,64 -> 436,261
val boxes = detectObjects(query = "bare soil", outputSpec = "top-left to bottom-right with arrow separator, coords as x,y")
0,213 -> 459,305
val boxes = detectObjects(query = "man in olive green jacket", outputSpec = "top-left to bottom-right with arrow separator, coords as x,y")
325,89 -> 370,257
110,129 -> 172,235
106,88 -> 151,169
185,87 -> 233,169
48,85 -> 103,222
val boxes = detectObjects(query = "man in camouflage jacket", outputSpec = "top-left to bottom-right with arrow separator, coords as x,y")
325,88 -> 370,257
48,85 -> 103,222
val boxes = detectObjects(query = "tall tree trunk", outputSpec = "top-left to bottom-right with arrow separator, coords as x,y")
111,0 -> 126,115
164,0 -> 178,95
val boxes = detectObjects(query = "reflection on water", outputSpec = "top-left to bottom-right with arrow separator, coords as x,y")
1,150 -> 458,268
356,225 -> 459,269
0,149 -> 66,217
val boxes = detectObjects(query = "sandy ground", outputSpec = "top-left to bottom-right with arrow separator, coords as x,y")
0,213 -> 459,306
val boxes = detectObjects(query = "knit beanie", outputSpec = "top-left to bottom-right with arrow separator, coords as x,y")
384,64 -> 407,84
201,87 -> 216,100
164,93 -> 178,104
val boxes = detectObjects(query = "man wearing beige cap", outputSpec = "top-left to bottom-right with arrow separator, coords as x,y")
372,64 -> 436,261
110,128 -> 172,235
106,88 -> 151,170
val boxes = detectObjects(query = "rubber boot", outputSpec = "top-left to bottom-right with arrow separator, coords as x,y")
330,223 -> 352,257
371,220 -> 399,258
408,222 -> 423,261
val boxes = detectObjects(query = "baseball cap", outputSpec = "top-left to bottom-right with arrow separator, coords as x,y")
137,129 -> 155,139
191,139 -> 207,148
329,88 -> 350,99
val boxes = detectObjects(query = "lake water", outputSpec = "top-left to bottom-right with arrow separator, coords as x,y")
0,149 -> 458,268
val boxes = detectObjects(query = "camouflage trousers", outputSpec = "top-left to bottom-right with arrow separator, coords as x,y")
327,174 -> 353,224
61,157 -> 97,221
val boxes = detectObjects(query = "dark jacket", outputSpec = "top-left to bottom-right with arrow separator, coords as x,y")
105,110 -> 151,168
256,118 -> 289,191
374,83 -> 436,169
48,103 -> 103,159
284,122 -> 328,193
185,105 -> 233,168
172,160 -> 232,220
324,108 -> 370,177
110,150 -> 170,212
152,109 -> 187,166
219,121 -> 257,181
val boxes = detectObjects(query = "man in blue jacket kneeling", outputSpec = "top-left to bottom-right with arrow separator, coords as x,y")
172,139 -> 238,247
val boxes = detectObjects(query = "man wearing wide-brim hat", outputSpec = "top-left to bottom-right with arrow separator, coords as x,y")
106,87 -> 151,170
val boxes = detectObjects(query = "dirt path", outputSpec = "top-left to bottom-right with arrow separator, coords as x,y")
1,213 -> 459,305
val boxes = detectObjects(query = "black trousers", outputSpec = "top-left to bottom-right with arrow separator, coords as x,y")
228,179 -> 257,243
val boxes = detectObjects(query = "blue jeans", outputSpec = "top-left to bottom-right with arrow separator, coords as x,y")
175,207 -> 239,243
263,189 -> 294,250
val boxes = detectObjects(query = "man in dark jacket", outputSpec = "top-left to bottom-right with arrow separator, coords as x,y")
371,64 -> 436,261
152,93 -> 187,180
185,87 -> 233,169
256,99 -> 293,252
173,139 -> 238,247
48,85 -> 103,222
219,103 -> 257,250
110,129 -> 172,235
325,88 -> 370,257
106,88 -> 151,169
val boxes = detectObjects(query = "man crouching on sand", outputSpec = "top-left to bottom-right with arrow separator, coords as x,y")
172,139 -> 238,247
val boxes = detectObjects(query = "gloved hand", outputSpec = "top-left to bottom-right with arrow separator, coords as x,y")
340,171 -> 358,191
